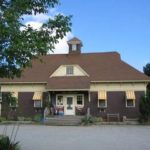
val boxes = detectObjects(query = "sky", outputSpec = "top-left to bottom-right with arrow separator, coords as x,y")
23,0 -> 150,72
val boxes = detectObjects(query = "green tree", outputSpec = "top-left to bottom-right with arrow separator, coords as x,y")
144,63 -> 150,76
143,63 -> 150,89
139,90 -> 150,122
0,0 -> 71,78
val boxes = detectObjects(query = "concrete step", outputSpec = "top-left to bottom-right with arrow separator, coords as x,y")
44,116 -> 83,126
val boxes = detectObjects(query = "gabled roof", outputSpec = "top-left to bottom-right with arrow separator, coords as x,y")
67,37 -> 83,46
0,52 -> 149,90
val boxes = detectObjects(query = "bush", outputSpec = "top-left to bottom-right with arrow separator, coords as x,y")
93,117 -> 103,122
139,91 -> 150,123
33,114 -> 42,122
17,117 -> 25,121
24,117 -> 32,121
0,117 -> 6,122
0,135 -> 20,150
81,116 -> 95,125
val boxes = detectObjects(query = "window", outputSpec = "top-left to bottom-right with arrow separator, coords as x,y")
34,100 -> 42,108
126,99 -> 135,107
66,66 -> 74,75
72,44 -> 77,51
98,99 -> 107,108
76,95 -> 84,107
56,95 -> 63,106
126,91 -> 135,108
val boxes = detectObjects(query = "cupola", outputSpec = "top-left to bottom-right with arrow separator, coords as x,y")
67,37 -> 83,54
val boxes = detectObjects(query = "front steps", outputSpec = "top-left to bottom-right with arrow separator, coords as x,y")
44,116 -> 83,126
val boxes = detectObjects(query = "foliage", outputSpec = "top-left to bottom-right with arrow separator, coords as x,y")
33,114 -> 42,122
143,63 -> 150,90
0,135 -> 20,150
2,92 -> 18,107
24,117 -> 32,121
17,117 -> 25,121
81,116 -> 96,125
0,116 -> 6,122
143,63 -> 150,77
139,90 -> 150,122
0,0 -> 72,78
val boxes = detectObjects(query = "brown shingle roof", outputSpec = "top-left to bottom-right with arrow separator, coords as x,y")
0,52 -> 149,89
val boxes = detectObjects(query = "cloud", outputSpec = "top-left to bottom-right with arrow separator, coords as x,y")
51,32 -> 74,54
21,9 -> 74,54
25,21 -> 42,29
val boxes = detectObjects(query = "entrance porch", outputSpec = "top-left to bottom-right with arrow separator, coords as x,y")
48,91 -> 90,116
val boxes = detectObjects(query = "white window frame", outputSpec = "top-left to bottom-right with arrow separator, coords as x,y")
34,100 -> 43,108
98,99 -> 107,108
76,94 -> 84,107
66,66 -> 74,75
56,95 -> 64,107
72,44 -> 77,51
126,99 -> 135,108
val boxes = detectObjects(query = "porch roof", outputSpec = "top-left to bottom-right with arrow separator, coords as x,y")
46,76 -> 90,90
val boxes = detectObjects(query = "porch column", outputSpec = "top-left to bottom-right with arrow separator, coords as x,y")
0,103 -> 1,116
0,87 -> 2,116
87,91 -> 91,116
48,92 -> 51,103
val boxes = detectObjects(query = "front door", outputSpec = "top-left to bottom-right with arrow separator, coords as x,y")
65,96 -> 75,115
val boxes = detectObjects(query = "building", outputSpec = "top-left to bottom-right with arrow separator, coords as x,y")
0,37 -> 149,120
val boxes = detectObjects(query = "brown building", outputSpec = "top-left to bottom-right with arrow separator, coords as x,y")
0,37 -> 149,120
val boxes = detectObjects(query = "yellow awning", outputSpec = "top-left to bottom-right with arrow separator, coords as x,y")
98,91 -> 107,100
33,92 -> 43,101
126,91 -> 135,100
12,92 -> 18,98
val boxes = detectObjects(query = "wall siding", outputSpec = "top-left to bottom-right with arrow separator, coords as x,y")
90,91 -> 145,119
1,92 -> 48,119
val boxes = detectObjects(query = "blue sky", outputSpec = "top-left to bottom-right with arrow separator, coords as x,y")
24,0 -> 150,72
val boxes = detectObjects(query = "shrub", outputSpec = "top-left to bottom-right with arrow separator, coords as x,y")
139,90 -> 150,123
0,135 -> 20,150
17,117 -> 25,121
0,117 -> 6,122
24,117 -> 32,121
33,114 -> 42,122
81,116 -> 95,125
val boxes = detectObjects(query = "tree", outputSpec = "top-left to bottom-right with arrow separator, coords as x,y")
144,63 -> 150,77
139,90 -> 150,122
0,0 -> 71,78
143,63 -> 150,89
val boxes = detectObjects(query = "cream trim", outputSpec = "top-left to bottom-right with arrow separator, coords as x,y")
1,84 -> 46,92
50,64 -> 89,77
0,82 -> 46,84
90,83 -> 147,92
46,89 -> 89,91
91,80 -> 150,83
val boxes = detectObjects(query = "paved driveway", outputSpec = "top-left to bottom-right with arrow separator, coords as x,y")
0,125 -> 150,150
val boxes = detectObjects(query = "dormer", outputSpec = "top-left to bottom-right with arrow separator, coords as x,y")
67,37 -> 83,54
